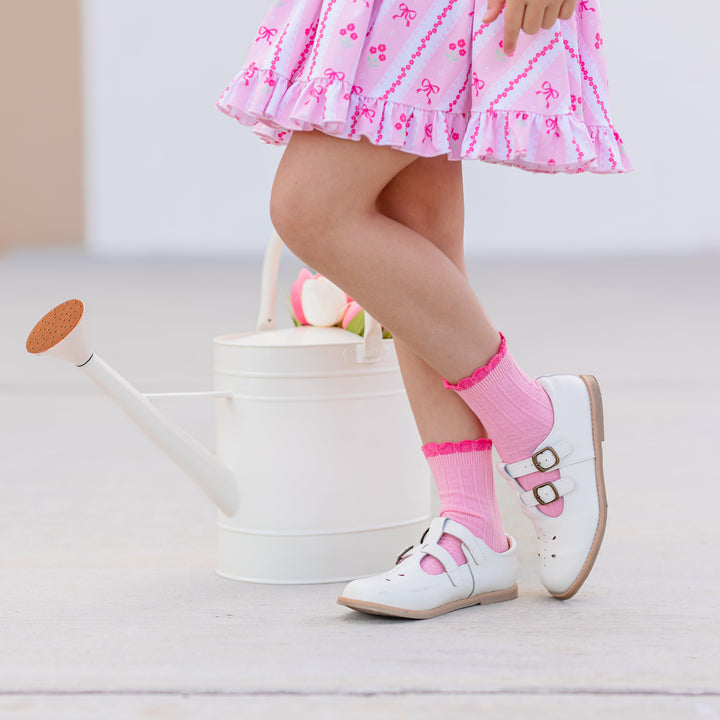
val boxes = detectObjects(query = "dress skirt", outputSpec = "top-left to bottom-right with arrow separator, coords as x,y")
217,0 -> 631,174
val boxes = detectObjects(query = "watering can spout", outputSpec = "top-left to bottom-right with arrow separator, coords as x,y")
26,300 -> 239,517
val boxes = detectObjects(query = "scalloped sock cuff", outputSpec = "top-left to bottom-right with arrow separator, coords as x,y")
444,335 -> 563,518
420,439 -> 509,577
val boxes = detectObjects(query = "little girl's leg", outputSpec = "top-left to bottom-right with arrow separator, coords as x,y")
372,156 -> 572,529
270,130 -> 501,383
370,156 -> 508,566
375,155 -> 483,445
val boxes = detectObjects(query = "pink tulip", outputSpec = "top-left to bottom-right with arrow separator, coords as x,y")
341,301 -> 363,330
290,268 -> 314,326
290,269 -> 349,327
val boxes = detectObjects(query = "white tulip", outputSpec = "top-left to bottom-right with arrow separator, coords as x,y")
301,276 -> 348,327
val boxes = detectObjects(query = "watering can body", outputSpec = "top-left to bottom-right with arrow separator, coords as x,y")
213,327 -> 430,583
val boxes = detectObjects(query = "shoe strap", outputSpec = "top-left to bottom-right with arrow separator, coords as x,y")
438,518 -> 488,565
419,543 -> 463,586
404,518 -> 490,580
425,516 -> 449,544
517,476 -> 575,507
396,517 -> 445,563
503,440 -> 573,479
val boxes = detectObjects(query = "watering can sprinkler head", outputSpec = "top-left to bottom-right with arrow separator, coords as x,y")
26,299 -> 93,366
27,299 -> 240,517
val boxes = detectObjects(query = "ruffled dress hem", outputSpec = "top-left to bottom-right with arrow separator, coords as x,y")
218,67 -> 632,174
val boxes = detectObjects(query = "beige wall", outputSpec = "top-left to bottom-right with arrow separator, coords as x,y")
0,0 -> 83,252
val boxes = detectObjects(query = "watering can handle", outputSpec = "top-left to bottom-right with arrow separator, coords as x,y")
256,230 -> 383,361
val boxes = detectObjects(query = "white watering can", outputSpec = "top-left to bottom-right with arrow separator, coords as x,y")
26,232 -> 431,584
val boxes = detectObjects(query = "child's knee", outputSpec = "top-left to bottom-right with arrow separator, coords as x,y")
269,173 -> 330,265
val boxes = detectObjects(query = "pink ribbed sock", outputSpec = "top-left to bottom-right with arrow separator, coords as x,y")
419,439 -> 509,577
444,335 -> 563,518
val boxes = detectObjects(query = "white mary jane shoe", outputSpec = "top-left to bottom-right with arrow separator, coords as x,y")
337,517 -> 518,619
498,374 -> 607,600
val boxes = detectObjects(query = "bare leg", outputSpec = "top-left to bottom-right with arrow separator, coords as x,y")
270,131 -> 501,384
375,156 -> 486,445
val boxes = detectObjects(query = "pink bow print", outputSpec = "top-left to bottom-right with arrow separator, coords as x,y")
393,3 -> 417,27
256,26 -> 278,44
324,68 -> 346,82
472,72 -> 485,97
417,78 -> 440,104
344,84 -> 364,100
536,81 -> 559,109
305,82 -> 326,105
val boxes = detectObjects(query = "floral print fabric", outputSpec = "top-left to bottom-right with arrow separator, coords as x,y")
217,0 -> 631,173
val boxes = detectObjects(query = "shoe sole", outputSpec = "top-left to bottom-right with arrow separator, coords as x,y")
549,374 -> 607,600
336,584 -> 519,620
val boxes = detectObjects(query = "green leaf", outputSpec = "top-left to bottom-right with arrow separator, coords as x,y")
345,309 -> 365,336
283,295 -> 302,327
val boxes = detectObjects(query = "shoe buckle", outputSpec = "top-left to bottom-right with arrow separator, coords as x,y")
533,481 -> 561,506
396,527 -> 430,564
395,545 -> 414,564
532,446 -> 560,473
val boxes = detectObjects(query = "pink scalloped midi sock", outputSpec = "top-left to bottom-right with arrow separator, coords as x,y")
444,335 -> 564,518
420,439 -> 509,576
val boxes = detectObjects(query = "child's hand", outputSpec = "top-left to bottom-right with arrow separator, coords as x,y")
483,0 -> 579,56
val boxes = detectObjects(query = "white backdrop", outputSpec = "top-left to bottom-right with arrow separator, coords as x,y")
82,1 -> 719,257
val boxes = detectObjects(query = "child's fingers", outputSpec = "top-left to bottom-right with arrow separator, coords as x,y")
482,0 -> 505,25
559,0 -> 578,20
541,1 -> 563,29
494,0 -> 578,56
502,1 -> 525,56
522,4 -> 546,35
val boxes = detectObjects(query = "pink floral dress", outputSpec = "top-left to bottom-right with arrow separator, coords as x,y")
217,0 -> 631,174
